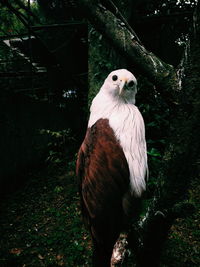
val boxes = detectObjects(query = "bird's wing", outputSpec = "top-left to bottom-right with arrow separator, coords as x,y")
76,119 -> 130,230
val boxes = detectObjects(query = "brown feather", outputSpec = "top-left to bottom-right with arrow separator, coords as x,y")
76,119 -> 130,265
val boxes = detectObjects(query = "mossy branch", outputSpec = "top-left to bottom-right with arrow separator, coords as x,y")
79,0 -> 180,97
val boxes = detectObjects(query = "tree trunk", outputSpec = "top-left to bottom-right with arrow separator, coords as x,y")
133,3 -> 200,266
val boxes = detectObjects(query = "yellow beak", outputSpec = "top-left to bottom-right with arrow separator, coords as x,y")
119,78 -> 128,95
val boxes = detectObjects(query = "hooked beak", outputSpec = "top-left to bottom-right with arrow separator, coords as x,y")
119,78 -> 127,95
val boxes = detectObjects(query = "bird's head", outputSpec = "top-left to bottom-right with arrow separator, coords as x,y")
101,69 -> 137,104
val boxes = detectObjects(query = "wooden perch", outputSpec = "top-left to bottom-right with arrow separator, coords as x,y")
79,0 -> 180,95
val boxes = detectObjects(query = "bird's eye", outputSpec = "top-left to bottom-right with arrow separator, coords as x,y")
112,75 -> 118,81
127,80 -> 135,87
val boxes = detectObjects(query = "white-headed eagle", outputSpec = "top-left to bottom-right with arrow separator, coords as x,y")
76,69 -> 148,266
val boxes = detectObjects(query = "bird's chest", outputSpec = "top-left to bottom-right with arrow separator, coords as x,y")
108,105 -> 147,196
109,105 -> 144,147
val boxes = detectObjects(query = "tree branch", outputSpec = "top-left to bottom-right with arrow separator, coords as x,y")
79,0 -> 180,96
14,0 -> 41,24
0,0 -> 30,30
0,0 -> 58,68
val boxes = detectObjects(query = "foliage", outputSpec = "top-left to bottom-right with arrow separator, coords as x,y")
39,129 -> 75,165
134,0 -> 197,16
135,76 -> 170,196
37,0 -> 80,23
0,3 -> 25,36
160,178 -> 200,266
0,0 -> 47,36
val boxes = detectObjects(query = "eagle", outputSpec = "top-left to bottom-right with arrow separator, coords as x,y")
76,69 -> 148,266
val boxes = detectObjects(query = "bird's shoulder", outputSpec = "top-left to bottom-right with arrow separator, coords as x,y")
77,118 -> 127,164
76,118 -> 129,185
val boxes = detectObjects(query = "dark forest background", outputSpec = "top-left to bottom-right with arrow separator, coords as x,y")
0,0 -> 199,266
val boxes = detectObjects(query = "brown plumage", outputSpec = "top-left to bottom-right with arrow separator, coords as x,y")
77,119 -> 131,266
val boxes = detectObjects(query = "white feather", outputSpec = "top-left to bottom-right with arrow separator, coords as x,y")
88,69 -> 148,197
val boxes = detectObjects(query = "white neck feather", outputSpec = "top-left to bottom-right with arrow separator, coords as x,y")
88,91 -> 148,197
